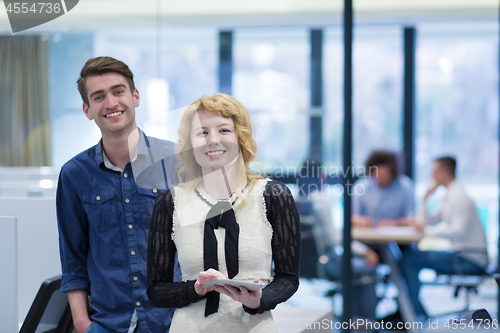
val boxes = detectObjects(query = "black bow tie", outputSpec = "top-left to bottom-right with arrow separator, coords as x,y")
203,201 -> 240,317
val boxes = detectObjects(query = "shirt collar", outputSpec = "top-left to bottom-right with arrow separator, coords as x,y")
446,179 -> 458,192
97,128 -> 150,172
135,128 -> 148,160
102,149 -> 123,172
131,128 -> 154,176
95,139 -> 105,166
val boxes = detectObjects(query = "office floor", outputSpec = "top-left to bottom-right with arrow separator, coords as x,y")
279,274 -> 498,332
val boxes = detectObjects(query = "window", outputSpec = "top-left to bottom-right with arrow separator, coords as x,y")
50,28 -> 218,167
233,27 -> 310,173
415,22 -> 499,260
324,26 -> 403,170
324,25 -> 404,228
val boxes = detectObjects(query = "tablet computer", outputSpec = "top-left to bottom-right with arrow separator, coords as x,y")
202,278 -> 266,291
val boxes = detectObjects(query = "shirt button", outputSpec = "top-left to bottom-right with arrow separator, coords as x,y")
153,188 -> 157,194
129,224 -> 133,229
124,173 -> 128,178
131,250 -> 136,256
136,301 -> 141,307
96,196 -> 101,201
125,198 -> 130,204
133,276 -> 138,281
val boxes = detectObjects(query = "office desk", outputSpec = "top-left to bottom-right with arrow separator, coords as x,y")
353,227 -> 422,333
352,226 -> 422,244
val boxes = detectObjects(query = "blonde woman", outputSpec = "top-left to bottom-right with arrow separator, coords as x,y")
147,93 -> 300,332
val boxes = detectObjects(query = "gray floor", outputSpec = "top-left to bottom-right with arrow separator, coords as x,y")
279,273 -> 498,332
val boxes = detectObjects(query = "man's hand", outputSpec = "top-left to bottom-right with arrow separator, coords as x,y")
424,183 -> 439,201
73,319 -> 92,333
194,268 -> 227,297
378,216 -> 414,227
363,248 -> 380,267
67,290 -> 92,333
377,219 -> 398,226
400,217 -> 425,233
351,214 -> 373,227
213,279 -> 262,309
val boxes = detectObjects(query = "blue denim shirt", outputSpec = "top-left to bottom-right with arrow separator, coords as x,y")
352,174 -> 415,225
56,132 -> 178,333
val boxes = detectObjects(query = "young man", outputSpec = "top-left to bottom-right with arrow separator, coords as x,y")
56,57 -> 177,333
401,156 -> 488,318
351,150 -> 415,228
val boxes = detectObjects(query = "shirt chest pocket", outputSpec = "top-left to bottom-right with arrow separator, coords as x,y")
135,187 -> 163,227
81,188 -> 117,233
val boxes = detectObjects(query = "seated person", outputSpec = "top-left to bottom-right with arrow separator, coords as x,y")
401,156 -> 488,318
352,150 -> 415,228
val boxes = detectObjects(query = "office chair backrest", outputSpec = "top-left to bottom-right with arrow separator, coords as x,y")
461,309 -> 492,322
20,275 -> 73,333
494,273 -> 500,288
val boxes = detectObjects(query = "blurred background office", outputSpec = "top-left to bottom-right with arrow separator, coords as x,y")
0,0 -> 499,330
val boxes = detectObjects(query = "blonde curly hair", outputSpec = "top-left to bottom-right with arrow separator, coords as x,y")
176,93 -> 262,188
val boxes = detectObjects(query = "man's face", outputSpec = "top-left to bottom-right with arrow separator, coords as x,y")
82,72 -> 139,137
432,161 -> 445,185
373,164 -> 393,188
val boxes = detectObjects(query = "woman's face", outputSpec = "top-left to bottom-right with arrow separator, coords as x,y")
190,109 -> 240,173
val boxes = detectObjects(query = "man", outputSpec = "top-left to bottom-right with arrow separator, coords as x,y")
352,150 -> 415,228
57,57 -> 177,333
401,156 -> 488,318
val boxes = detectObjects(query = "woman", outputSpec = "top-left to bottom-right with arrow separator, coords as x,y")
147,93 -> 301,332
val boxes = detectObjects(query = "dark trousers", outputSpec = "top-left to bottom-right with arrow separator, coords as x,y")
400,250 -> 484,317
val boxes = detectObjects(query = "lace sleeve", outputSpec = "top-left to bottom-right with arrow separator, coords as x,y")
244,181 -> 301,314
147,190 -> 206,308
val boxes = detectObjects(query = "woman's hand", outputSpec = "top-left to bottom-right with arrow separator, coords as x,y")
194,268 -> 227,297
213,279 -> 262,309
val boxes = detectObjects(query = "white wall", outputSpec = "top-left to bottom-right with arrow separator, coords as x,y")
0,197 -> 61,327
0,217 -> 18,333
0,167 -> 58,198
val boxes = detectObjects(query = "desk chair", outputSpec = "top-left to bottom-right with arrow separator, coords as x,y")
299,213 -> 321,279
295,193 -> 389,319
296,205 -> 383,319
20,275 -> 74,333
318,251 -> 382,320
460,308 -> 492,322
446,267 -> 499,324
425,250 -> 489,317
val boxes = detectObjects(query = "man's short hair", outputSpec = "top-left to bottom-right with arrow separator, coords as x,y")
365,150 -> 398,179
435,156 -> 456,178
77,56 -> 135,106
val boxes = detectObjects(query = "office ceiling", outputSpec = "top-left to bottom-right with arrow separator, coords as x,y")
0,0 -> 497,32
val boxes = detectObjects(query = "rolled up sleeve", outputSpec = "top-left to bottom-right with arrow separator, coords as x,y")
56,165 -> 90,293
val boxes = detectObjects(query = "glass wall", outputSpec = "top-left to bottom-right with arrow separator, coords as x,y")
233,27 -> 310,173
323,25 -> 404,228
50,28 -> 218,168
415,23 -> 499,261
352,26 -> 403,168
323,26 -> 403,170
42,21 -> 500,261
